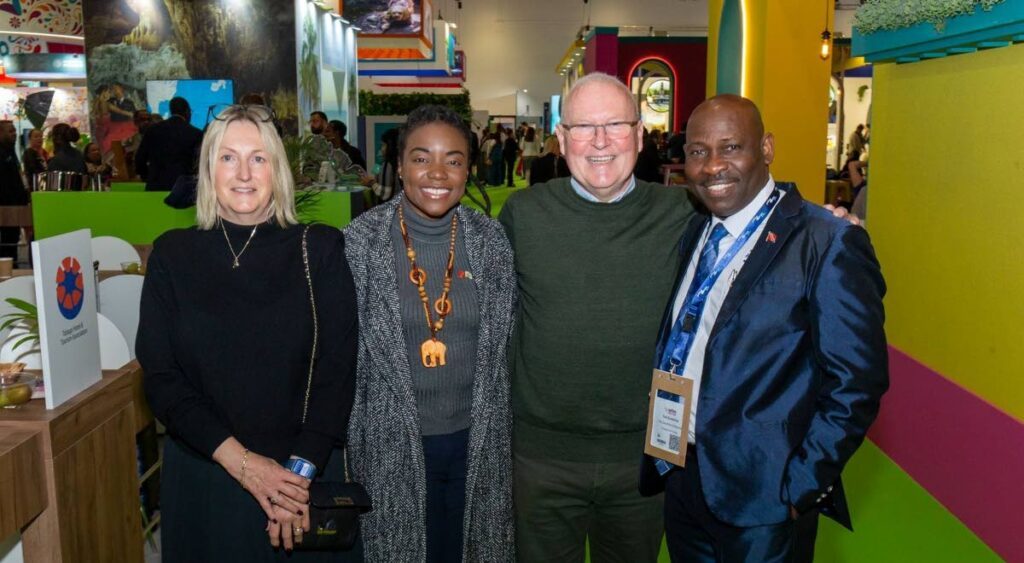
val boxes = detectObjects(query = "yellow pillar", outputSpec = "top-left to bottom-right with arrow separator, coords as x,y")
707,0 -> 833,203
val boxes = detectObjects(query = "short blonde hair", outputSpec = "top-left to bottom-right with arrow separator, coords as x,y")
195,105 -> 297,230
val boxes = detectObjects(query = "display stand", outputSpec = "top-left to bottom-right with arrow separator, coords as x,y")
0,363 -> 149,562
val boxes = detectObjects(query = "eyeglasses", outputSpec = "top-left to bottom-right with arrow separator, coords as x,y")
206,104 -> 276,126
560,120 -> 638,142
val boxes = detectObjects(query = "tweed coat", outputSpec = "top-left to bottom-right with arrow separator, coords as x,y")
343,195 -> 516,562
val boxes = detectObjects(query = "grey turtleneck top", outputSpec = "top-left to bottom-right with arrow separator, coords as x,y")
391,200 -> 479,436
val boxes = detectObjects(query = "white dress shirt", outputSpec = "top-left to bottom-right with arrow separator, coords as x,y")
670,176 -> 780,444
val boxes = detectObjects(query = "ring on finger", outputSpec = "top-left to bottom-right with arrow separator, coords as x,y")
293,527 -> 303,534
269,496 -> 279,505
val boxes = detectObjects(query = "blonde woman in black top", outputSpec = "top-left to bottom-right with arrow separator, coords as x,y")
138,105 -> 358,561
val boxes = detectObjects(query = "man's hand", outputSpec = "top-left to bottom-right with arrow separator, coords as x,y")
823,204 -> 861,226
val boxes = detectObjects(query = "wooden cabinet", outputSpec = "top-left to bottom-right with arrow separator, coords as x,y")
0,363 -> 149,563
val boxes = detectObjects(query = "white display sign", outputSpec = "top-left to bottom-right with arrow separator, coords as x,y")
30,229 -> 102,409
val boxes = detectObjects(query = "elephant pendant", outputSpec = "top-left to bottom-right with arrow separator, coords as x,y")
420,338 -> 447,368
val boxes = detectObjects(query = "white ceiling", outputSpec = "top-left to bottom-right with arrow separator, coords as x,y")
442,0 -> 709,117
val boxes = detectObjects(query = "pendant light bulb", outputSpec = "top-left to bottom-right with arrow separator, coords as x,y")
819,30 -> 832,60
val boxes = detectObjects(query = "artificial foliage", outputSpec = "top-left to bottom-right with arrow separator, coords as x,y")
359,89 -> 472,120
854,0 -> 1006,34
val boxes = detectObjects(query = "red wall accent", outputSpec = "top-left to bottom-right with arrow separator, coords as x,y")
617,41 -> 707,133
585,33 -> 619,77
870,347 -> 1024,561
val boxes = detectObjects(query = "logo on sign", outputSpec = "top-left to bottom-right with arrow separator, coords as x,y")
55,256 -> 85,320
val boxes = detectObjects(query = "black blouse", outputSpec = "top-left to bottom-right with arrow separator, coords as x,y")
137,220 -> 358,469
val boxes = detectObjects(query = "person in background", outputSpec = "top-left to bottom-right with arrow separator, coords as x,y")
528,135 -> 568,186
85,142 -> 114,186
0,120 -> 28,259
309,111 -> 328,136
122,108 -> 152,178
138,104 -> 359,561
344,104 -> 516,562
518,127 -> 541,185
634,128 -> 664,183
666,128 -> 686,163
847,123 -> 866,161
487,131 -> 504,187
22,128 -> 47,186
502,127 -> 519,187
365,127 -> 400,202
47,123 -> 87,175
135,97 -> 203,191
480,130 -> 496,185
328,120 -> 367,171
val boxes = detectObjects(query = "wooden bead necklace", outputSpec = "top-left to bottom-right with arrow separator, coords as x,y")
398,204 -> 458,368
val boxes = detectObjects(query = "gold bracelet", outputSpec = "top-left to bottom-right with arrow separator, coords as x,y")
240,449 -> 250,486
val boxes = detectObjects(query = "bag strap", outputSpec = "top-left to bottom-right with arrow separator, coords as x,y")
300,226 -> 353,483
300,226 -> 318,425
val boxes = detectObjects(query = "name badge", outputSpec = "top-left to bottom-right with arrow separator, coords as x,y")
644,369 -> 694,467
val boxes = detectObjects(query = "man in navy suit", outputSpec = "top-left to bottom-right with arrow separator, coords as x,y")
135,97 -> 203,191
639,94 -> 888,562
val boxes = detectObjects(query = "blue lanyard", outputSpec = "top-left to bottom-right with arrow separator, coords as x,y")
664,189 -> 781,372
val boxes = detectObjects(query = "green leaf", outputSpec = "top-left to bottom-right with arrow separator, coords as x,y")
11,334 -> 39,352
4,298 -> 37,315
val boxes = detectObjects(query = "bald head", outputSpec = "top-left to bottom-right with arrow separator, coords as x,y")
688,94 -> 765,143
562,72 -> 639,123
683,94 -> 774,218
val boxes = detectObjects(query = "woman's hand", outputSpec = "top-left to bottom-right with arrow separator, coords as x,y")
241,453 -> 311,518
267,503 -> 310,550
212,438 -> 311,520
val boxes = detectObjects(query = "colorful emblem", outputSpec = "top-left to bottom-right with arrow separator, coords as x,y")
55,256 -> 84,320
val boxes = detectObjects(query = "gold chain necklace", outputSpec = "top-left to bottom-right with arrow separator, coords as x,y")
398,205 -> 458,368
221,221 -> 259,269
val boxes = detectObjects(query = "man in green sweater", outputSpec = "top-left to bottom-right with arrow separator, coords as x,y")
499,73 -> 694,562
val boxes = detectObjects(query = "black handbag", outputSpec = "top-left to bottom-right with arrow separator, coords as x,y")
294,226 -> 372,551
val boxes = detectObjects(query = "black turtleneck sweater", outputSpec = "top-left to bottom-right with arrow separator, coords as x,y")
391,200 -> 479,436
137,220 -> 358,469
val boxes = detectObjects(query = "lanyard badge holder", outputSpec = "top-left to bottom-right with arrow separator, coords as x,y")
645,365 -> 694,467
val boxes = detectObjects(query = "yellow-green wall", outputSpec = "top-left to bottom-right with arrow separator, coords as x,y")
869,44 -> 1024,419
707,0 -> 833,203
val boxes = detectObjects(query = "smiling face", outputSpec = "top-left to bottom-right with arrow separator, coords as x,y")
684,96 -> 774,218
556,79 -> 642,201
214,120 -> 274,225
399,122 -> 469,219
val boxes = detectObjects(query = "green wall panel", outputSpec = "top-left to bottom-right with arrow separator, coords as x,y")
815,442 -> 998,562
30,192 -> 351,244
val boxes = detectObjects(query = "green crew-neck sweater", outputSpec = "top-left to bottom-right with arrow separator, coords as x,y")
499,178 -> 695,462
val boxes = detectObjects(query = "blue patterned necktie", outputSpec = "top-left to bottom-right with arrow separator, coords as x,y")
658,223 -> 730,375
678,223 -> 729,331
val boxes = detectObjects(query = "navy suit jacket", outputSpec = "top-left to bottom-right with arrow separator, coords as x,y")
639,184 -> 888,530
135,116 -> 203,191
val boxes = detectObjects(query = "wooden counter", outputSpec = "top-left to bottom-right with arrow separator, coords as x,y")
0,429 -> 46,540
0,362 -> 149,563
